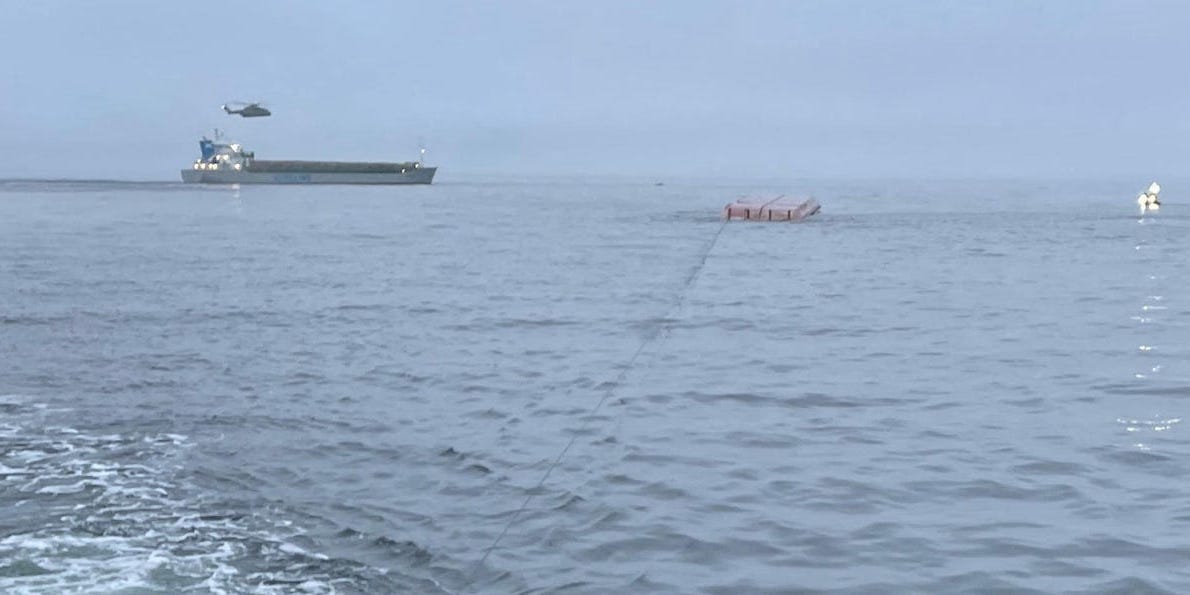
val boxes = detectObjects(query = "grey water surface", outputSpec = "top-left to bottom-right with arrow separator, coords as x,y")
1,178 -> 1188,594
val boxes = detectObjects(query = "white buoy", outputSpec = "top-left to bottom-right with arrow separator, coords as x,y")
1138,182 -> 1162,214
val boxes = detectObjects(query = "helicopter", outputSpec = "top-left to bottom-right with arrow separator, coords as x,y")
221,101 -> 271,118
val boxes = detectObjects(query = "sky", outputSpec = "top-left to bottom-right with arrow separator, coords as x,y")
2,0 -> 1189,180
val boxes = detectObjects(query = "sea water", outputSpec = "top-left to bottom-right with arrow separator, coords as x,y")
1,177 -> 1188,593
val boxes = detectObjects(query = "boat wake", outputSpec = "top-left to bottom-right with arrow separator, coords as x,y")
0,395 -> 406,594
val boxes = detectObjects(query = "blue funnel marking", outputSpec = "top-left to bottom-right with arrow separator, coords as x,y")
199,139 -> 215,160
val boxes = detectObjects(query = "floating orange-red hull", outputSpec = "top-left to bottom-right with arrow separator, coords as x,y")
722,197 -> 821,222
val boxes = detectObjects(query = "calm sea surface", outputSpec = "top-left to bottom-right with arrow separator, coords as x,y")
1,177 -> 1188,594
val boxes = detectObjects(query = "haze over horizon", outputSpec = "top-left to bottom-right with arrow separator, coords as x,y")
2,1 -> 1188,181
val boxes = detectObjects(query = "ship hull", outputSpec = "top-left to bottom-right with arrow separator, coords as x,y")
180,167 -> 436,185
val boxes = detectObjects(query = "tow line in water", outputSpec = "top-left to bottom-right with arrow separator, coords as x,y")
464,217 -> 729,588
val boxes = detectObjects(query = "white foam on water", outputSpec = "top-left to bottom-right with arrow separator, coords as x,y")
34,480 -> 94,495
0,532 -> 246,594
0,400 -> 346,594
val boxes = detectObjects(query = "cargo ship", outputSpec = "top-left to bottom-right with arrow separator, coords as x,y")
180,133 -> 436,185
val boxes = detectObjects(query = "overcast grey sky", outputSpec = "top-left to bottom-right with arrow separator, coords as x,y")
2,1 -> 1188,180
